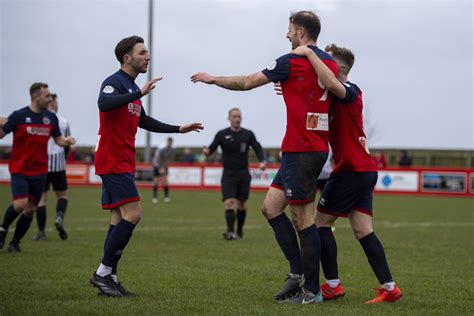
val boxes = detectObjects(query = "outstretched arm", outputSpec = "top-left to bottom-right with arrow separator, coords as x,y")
139,109 -> 203,134
54,135 -> 76,147
292,46 -> 346,99
191,72 -> 270,91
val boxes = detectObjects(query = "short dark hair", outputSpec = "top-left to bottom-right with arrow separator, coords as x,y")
228,107 -> 241,117
325,44 -> 355,75
115,35 -> 144,64
29,82 -> 48,98
289,11 -> 321,41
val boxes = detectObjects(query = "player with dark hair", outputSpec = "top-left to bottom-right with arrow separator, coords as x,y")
292,43 -> 402,304
191,11 -> 338,304
32,93 -> 72,241
204,108 -> 265,240
152,136 -> 175,203
90,35 -> 203,298
0,83 -> 75,252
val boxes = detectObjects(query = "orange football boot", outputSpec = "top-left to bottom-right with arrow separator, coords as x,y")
320,282 -> 345,300
365,284 -> 402,304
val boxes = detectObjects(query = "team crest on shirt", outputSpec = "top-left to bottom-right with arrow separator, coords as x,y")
42,116 -> 51,125
102,85 -> 114,94
25,117 -> 31,123
266,60 -> 277,71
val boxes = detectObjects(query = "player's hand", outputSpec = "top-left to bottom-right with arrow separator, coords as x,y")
274,82 -> 283,96
291,45 -> 312,56
202,146 -> 210,156
0,116 -> 7,127
65,136 -> 76,146
190,72 -> 215,84
259,162 -> 266,171
141,77 -> 163,96
179,122 -> 204,133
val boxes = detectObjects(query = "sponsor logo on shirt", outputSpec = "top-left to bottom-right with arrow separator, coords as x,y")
128,103 -> 141,116
26,126 -> 50,136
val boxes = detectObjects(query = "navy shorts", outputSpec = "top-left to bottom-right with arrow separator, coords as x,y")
99,173 -> 140,209
317,171 -> 378,217
221,169 -> 251,202
11,173 -> 47,206
271,152 -> 327,204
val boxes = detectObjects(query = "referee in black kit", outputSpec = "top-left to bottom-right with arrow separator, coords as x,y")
204,108 -> 266,240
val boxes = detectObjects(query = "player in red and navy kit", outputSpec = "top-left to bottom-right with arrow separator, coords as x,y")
90,35 -> 203,298
292,44 -> 402,304
191,11 -> 338,304
0,83 -> 75,252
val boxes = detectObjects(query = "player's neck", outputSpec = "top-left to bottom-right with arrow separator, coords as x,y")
29,103 -> 43,113
339,74 -> 348,83
120,66 -> 139,80
230,126 -> 241,132
301,39 -> 316,47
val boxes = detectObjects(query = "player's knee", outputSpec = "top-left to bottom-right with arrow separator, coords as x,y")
127,213 -> 141,225
261,203 -> 278,219
12,200 -> 27,212
23,207 -> 36,217
351,225 -> 372,240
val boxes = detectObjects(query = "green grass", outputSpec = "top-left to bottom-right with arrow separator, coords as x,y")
0,186 -> 473,315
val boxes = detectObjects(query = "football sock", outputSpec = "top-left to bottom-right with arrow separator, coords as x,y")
102,219 -> 135,268
152,185 -> 158,199
268,213 -> 303,275
225,209 -> 235,233
382,281 -> 395,291
103,224 -> 116,273
359,232 -> 393,285
1,204 -> 20,230
298,224 -> 321,294
12,214 -> 33,242
164,186 -> 169,198
56,198 -> 68,219
96,263 -> 113,277
36,206 -> 46,231
326,279 -> 341,288
317,227 -> 339,280
236,209 -> 246,235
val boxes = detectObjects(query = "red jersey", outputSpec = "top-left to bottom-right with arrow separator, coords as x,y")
2,106 -> 61,176
95,71 -> 142,174
330,82 -> 377,173
262,45 -> 338,153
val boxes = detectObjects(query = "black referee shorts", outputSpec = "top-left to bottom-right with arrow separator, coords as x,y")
221,169 -> 251,202
43,171 -> 68,192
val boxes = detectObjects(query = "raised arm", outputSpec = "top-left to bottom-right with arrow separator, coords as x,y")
292,46 -> 346,99
191,72 -> 270,91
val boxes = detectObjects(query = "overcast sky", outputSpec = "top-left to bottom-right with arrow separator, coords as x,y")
0,0 -> 472,150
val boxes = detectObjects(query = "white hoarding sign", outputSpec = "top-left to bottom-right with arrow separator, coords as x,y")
204,167 -> 223,186
376,171 -> 418,192
168,167 -> 201,186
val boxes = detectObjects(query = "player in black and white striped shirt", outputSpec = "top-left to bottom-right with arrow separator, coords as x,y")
32,94 -> 72,241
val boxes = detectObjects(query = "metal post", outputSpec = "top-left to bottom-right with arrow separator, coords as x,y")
144,0 -> 154,163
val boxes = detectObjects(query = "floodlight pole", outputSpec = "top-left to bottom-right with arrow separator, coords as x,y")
144,0 -> 154,163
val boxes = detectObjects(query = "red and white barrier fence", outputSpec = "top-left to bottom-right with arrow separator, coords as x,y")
0,162 -> 472,197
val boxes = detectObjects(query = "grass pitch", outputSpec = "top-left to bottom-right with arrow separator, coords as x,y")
0,186 -> 473,315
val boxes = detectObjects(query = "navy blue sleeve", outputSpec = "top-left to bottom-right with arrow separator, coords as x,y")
98,77 -> 142,112
208,131 -> 221,155
249,131 -> 265,162
50,113 -> 62,138
261,54 -> 291,83
335,83 -> 360,104
138,107 -> 180,133
2,111 -> 19,134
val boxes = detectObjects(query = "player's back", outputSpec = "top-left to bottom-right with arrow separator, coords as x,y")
330,82 -> 377,173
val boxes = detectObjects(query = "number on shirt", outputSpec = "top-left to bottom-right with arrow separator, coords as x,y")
318,78 -> 329,101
